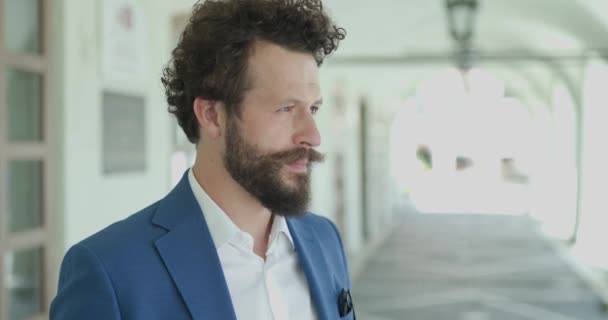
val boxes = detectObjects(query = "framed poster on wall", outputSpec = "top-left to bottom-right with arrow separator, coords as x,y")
102,91 -> 146,174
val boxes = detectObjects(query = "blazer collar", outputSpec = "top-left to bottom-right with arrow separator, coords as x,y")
287,216 -> 339,320
152,172 -> 237,320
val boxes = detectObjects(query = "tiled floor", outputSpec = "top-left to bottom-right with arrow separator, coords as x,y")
353,213 -> 608,320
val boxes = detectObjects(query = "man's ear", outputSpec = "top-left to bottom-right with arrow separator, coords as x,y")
193,97 -> 225,139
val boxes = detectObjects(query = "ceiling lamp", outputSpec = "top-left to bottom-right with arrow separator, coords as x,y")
446,0 -> 479,70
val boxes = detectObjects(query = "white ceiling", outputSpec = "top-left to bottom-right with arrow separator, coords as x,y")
325,0 -> 608,56
321,0 -> 608,115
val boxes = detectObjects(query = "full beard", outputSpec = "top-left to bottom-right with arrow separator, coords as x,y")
223,117 -> 324,216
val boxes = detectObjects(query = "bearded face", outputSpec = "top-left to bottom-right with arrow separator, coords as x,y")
223,117 -> 324,216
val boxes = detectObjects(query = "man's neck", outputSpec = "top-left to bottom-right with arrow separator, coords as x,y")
192,158 -> 273,258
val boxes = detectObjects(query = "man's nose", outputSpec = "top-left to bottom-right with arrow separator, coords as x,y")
293,110 -> 321,148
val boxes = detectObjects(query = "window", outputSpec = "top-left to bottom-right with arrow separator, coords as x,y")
0,0 -> 56,319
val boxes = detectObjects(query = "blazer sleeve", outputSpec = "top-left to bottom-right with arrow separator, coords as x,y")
50,243 -> 122,320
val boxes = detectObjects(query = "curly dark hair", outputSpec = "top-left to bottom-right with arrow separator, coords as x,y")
161,0 -> 346,144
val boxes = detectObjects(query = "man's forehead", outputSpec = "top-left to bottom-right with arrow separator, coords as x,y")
244,69 -> 321,99
244,82 -> 322,106
246,42 -> 319,81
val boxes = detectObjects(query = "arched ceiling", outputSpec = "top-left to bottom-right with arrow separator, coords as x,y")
325,0 -> 608,56
322,0 -> 607,115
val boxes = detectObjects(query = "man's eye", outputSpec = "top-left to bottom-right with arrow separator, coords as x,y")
280,106 -> 294,112
311,106 -> 320,114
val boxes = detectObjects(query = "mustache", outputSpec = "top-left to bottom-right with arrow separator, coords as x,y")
270,148 -> 325,164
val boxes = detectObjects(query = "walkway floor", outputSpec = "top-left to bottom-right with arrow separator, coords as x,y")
353,213 -> 608,320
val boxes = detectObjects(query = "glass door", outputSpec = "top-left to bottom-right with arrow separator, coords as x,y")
0,0 -> 55,319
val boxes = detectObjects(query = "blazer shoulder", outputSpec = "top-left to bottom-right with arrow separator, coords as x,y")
51,242 -> 122,319
77,200 -> 164,259
299,213 -> 341,238
297,212 -> 332,227
294,213 -> 344,257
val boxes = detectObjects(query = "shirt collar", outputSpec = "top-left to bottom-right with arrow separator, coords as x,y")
187,169 -> 295,251
269,214 -> 295,251
188,169 -> 240,248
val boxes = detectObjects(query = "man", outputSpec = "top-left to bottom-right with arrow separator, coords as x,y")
50,0 -> 354,319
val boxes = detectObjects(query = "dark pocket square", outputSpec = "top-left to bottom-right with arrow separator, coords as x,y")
337,288 -> 354,317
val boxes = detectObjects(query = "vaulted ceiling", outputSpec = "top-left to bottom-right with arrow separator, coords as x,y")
322,0 -> 608,115
326,0 -> 608,56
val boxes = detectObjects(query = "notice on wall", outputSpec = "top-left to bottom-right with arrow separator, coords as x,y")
101,0 -> 146,83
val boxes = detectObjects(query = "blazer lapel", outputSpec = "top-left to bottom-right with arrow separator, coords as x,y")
153,173 -> 236,320
287,217 -> 338,320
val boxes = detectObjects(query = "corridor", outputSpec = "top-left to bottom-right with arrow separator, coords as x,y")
354,212 -> 608,320
4,1 -> 608,318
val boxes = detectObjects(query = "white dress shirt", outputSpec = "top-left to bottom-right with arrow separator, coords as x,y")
188,169 -> 317,320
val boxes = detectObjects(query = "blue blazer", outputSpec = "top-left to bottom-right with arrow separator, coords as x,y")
50,173 -> 354,319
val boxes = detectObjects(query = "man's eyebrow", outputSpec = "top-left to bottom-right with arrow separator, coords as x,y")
282,98 -> 323,105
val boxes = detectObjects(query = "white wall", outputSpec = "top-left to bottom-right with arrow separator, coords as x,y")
60,0 -> 175,249
316,65 -> 419,253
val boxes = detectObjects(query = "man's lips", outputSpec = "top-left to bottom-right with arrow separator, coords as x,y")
286,159 -> 308,172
